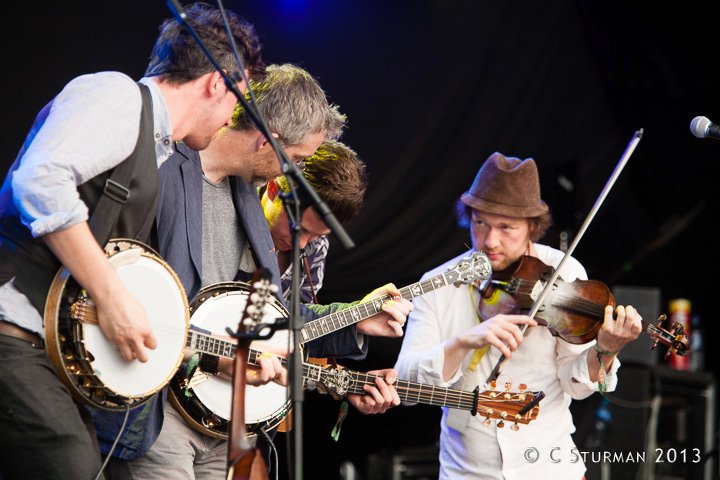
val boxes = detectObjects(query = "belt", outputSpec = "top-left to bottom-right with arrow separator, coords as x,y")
0,320 -> 44,348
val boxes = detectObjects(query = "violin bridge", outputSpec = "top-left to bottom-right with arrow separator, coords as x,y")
529,280 -> 545,302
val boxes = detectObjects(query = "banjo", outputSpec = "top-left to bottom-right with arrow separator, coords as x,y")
169,250 -> 492,438
44,239 -> 189,410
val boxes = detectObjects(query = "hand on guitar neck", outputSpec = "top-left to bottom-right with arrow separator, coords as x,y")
356,283 -> 413,338
344,368 -> 401,415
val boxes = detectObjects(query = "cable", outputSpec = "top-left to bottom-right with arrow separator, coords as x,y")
93,403 -> 131,480
259,427 -> 280,480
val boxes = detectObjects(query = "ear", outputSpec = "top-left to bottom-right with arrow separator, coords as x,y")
254,132 -> 281,152
207,71 -> 225,97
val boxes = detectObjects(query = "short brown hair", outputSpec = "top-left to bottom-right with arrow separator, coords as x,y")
277,141 -> 367,224
145,2 -> 264,84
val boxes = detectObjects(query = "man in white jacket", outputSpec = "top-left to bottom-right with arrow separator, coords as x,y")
394,152 -> 642,479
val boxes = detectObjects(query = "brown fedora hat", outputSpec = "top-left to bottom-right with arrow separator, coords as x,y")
460,152 -> 548,218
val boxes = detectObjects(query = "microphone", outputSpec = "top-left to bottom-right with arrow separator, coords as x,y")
690,116 -> 720,140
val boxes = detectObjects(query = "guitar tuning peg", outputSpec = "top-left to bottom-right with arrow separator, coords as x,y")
518,383 -> 527,392
490,380 -> 497,390
483,417 -> 492,426
511,423 -> 520,431
504,381 -> 512,391
497,420 -> 505,429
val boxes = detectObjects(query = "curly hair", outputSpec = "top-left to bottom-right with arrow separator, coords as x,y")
145,2 -> 264,84
276,141 -> 367,224
231,64 -> 346,145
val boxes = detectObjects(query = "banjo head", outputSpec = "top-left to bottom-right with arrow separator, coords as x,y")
45,239 -> 189,410
175,283 -> 292,437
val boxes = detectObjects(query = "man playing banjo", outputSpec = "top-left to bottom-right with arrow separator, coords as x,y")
95,63 -> 411,479
0,4 -> 263,479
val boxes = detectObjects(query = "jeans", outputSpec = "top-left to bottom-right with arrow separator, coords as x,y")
0,335 -> 103,480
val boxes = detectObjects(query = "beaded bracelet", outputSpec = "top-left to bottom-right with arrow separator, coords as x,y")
594,343 -> 615,394
199,353 -> 220,375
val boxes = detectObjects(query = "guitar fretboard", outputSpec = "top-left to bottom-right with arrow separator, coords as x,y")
302,364 -> 479,413
300,271 -> 456,344
184,270 -> 455,356
186,251 -> 489,353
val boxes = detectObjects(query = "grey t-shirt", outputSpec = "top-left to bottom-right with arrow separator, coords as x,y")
201,175 -> 245,286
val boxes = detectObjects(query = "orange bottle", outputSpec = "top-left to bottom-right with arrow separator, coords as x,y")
667,299 -> 691,370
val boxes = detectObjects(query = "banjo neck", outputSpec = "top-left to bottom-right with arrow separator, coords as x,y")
186,330 -> 287,368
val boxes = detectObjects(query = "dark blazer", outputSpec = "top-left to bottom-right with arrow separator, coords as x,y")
93,143 -> 368,462
157,143 -> 366,359
156,142 -> 280,299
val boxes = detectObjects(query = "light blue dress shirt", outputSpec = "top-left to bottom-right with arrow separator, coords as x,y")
0,72 -> 174,335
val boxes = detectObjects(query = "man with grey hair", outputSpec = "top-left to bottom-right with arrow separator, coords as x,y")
96,63 -> 410,479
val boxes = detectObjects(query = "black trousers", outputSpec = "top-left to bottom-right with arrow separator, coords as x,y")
0,335 -> 103,480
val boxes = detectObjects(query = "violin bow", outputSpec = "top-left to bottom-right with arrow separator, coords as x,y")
487,129 -> 644,383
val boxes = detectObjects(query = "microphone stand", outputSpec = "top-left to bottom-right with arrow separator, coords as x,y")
163,3 -> 356,479
280,186 -> 305,480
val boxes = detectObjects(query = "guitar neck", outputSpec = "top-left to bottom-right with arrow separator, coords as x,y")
184,332 -> 544,423
305,365 -> 479,414
186,332 -> 475,410
300,272 -> 454,344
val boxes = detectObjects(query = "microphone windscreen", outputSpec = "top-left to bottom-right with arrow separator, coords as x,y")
690,116 -> 711,138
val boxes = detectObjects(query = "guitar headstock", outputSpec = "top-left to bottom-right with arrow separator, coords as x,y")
444,251 -> 493,288
476,382 -> 544,431
649,314 -> 690,358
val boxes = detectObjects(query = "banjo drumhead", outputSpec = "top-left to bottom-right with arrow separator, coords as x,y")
189,287 -> 291,423
83,253 -> 188,397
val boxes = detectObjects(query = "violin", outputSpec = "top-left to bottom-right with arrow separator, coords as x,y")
479,255 -> 689,356
485,130 -> 647,383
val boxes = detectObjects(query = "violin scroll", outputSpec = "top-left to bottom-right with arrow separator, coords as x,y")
650,314 -> 690,358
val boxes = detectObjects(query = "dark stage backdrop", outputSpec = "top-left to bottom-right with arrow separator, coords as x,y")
3,1 -> 719,479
